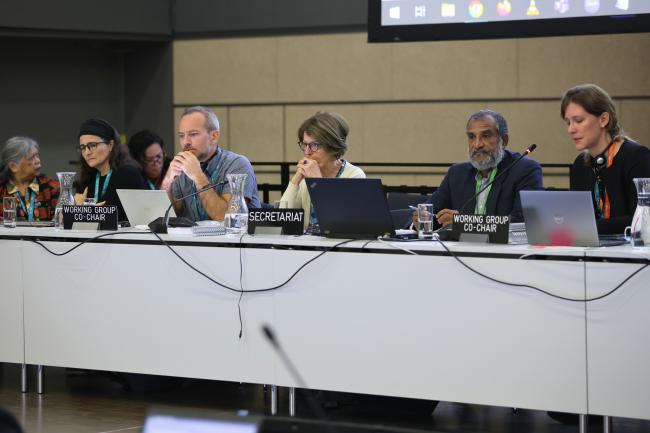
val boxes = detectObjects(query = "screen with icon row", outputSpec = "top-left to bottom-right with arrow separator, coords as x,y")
369,0 -> 650,42
381,0 -> 647,26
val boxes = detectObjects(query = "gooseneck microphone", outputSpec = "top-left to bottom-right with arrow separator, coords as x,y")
148,179 -> 228,233
262,324 -> 308,389
261,324 -> 337,433
459,144 -> 537,215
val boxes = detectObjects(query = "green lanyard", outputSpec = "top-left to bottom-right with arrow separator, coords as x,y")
15,189 -> 35,222
94,169 -> 113,201
474,167 -> 498,215
146,179 -> 157,190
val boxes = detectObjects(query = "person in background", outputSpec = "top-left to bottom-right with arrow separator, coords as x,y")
160,106 -> 260,222
0,136 -> 60,222
74,118 -> 147,222
562,83 -> 650,234
413,109 -> 543,229
281,111 -> 365,232
127,130 -> 171,190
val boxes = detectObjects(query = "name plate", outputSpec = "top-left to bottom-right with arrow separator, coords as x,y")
451,214 -> 510,244
247,209 -> 304,235
62,205 -> 118,231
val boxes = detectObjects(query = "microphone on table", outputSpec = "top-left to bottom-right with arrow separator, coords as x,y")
459,143 -> 538,215
261,324 -> 338,433
149,179 -> 228,233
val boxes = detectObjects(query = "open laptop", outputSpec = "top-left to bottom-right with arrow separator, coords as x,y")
520,190 -> 625,247
306,178 -> 395,239
116,189 -> 176,227
143,407 -> 261,433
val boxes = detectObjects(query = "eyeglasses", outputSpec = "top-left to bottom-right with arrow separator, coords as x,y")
297,140 -> 321,152
142,154 -> 163,164
77,141 -> 107,153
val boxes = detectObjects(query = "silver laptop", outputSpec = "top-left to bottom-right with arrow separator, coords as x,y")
116,189 -> 176,226
520,190 -> 600,247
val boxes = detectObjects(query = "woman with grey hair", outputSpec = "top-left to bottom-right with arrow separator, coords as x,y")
281,112 -> 365,233
0,136 -> 60,222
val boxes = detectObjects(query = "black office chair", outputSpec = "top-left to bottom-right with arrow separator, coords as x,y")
386,192 -> 430,210
390,209 -> 414,230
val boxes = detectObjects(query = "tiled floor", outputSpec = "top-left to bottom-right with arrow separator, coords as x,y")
1,364 -> 649,433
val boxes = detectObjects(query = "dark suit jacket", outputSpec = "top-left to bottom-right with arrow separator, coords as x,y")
428,149 -> 543,223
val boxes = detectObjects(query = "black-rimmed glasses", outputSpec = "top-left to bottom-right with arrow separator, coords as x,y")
297,140 -> 320,152
77,141 -> 107,153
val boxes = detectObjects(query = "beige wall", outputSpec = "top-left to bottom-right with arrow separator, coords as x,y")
173,32 -> 650,192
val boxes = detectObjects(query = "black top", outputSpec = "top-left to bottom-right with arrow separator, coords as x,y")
570,138 -> 650,234
77,164 -> 147,222
427,149 -> 544,223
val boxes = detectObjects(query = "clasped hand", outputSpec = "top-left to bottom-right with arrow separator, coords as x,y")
290,158 -> 322,185
162,151 -> 208,189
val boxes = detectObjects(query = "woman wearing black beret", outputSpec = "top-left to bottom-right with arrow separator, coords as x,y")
74,118 -> 147,222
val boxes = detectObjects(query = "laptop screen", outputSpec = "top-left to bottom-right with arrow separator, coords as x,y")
520,190 -> 600,247
306,178 -> 395,239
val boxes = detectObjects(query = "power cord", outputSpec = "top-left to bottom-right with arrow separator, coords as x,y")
375,234 -> 648,303
29,230 -> 144,255
29,229 -> 356,338
149,231 -> 355,294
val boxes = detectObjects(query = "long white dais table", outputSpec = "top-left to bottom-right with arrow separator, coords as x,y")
0,227 -> 648,421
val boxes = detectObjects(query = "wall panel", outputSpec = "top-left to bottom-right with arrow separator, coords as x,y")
173,31 -> 650,191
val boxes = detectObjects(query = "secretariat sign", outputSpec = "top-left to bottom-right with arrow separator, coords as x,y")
247,208 -> 304,235
451,214 -> 510,244
62,205 -> 118,231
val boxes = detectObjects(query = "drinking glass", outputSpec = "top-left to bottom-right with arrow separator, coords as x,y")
418,203 -> 434,240
3,197 -> 18,228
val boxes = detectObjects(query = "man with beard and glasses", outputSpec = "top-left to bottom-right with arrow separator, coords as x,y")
414,109 -> 543,229
161,106 -> 260,222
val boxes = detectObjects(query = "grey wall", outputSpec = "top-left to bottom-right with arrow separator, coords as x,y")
0,0 -> 171,37
0,38 -> 173,175
0,38 -> 125,175
173,0 -> 367,36
124,43 -> 174,156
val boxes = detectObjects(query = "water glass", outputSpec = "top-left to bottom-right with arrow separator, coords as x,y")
418,203 -> 434,240
273,200 -> 288,209
3,197 -> 17,228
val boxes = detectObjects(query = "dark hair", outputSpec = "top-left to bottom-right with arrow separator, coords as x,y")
127,130 -> 164,163
467,109 -> 509,142
77,119 -> 138,190
560,84 -> 623,140
298,112 -> 349,159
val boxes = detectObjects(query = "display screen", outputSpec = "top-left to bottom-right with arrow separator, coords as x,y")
369,0 -> 650,42
143,415 -> 259,433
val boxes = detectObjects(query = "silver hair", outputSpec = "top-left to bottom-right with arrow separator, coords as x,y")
0,136 -> 39,182
467,109 -> 509,142
182,106 -> 220,132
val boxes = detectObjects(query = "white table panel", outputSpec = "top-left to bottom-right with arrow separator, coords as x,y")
273,251 -> 588,413
22,239 -> 277,383
586,257 -> 650,419
0,238 -> 24,364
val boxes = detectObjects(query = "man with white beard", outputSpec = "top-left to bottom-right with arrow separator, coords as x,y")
414,109 -> 543,228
